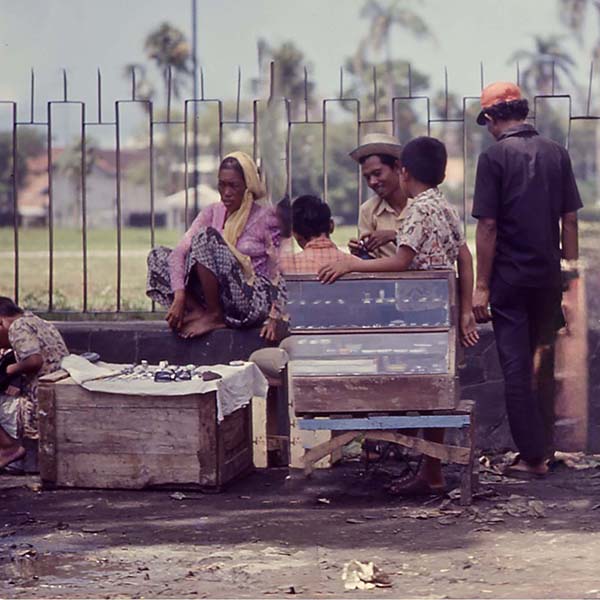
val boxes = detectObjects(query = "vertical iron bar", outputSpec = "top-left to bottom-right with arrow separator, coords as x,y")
480,62 -> 484,91
304,66 -> 309,122
115,102 -> 122,311
192,97 -> 199,215
30,69 -> 35,123
462,96 -> 468,233
192,0 -> 199,218
408,63 -> 413,98
11,105 -> 19,303
131,66 -> 136,101
81,104 -> 88,312
444,66 -> 449,119
373,66 -> 378,120
183,100 -> 190,229
47,103 -> 53,311
552,61 -> 556,95
587,61 -> 594,117
236,66 -> 241,122
339,67 -> 344,99
252,100 -> 259,162
200,67 -> 205,100
149,101 -> 156,258
218,100 -> 223,163
97,68 -> 102,123
516,61 -> 520,87
322,100 -> 328,203
63,68 -> 68,101
286,100 -> 292,200
167,66 -> 172,123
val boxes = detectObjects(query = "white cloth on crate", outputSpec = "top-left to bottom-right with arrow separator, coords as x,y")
61,354 -> 268,422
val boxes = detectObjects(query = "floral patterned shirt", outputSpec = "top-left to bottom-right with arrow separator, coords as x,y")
8,312 -> 69,404
396,187 -> 465,270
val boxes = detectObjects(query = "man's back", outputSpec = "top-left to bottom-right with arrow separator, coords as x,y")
473,124 -> 582,288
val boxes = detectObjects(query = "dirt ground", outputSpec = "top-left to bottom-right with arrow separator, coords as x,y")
1,456 -> 600,600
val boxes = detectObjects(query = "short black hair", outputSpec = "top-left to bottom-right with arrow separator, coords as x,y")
219,156 -> 246,184
276,195 -> 292,238
292,195 -> 331,240
484,98 -> 529,122
0,297 -> 23,317
400,136 -> 447,187
358,153 -> 398,169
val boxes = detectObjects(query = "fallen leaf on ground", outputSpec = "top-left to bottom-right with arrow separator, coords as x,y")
170,492 -> 186,501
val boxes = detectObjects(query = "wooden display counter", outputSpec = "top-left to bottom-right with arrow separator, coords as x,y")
284,271 -> 478,504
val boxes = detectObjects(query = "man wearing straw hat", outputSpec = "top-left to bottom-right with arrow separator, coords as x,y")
348,133 -> 409,258
472,81 -> 582,478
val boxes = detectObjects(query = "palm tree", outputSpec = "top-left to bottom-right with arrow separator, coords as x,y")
144,22 -> 192,104
509,35 -> 578,96
559,0 -> 600,59
355,0 -> 435,116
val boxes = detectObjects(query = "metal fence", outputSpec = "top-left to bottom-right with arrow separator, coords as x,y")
0,63 -> 598,316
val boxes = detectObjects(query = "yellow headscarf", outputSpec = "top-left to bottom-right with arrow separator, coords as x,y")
221,151 -> 266,285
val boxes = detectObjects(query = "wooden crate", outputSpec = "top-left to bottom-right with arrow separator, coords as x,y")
37,375 -> 253,490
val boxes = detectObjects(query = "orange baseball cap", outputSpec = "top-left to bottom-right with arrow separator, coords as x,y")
476,81 -> 523,125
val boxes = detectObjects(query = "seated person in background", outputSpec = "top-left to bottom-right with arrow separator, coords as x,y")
348,133 -> 410,259
147,152 -> 286,341
280,195 -> 347,274
0,297 -> 69,469
319,136 -> 479,496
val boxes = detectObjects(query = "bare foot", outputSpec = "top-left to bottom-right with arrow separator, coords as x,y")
502,458 -> 548,479
0,445 -> 26,469
179,312 -> 226,338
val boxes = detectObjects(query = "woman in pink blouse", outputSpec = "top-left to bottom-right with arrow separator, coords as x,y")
146,152 -> 286,340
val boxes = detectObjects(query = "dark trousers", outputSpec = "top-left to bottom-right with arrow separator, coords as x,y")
490,275 -> 564,465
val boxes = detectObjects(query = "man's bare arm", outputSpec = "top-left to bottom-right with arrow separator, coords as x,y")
561,211 -> 578,261
473,218 -> 497,322
6,354 -> 43,377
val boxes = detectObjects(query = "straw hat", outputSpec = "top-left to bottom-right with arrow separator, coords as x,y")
349,132 -> 402,163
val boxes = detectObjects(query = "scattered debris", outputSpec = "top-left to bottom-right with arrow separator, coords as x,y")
170,492 -> 186,501
316,497 -> 331,505
346,518 -> 366,524
81,526 -> 107,534
342,560 -> 392,590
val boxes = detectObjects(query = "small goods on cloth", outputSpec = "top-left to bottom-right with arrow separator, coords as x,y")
61,354 -> 268,422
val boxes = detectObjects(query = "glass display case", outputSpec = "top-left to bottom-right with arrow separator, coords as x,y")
284,272 -> 458,413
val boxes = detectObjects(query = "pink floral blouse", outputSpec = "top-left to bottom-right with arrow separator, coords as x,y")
168,202 -> 282,291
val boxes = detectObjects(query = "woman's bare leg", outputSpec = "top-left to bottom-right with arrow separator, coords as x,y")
0,426 -> 25,469
179,264 -> 227,338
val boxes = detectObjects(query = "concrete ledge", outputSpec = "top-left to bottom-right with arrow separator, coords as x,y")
55,320 -> 273,365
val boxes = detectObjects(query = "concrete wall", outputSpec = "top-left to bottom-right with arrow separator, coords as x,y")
54,321 -> 599,454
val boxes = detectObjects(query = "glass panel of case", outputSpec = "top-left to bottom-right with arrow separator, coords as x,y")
286,278 -> 449,330
287,331 -> 449,376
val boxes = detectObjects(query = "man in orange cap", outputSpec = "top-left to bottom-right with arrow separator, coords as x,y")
472,81 -> 582,478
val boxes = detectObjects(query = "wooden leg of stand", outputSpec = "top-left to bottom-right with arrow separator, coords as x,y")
460,401 -> 477,506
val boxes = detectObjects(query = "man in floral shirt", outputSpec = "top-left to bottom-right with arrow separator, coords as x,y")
318,136 -> 478,496
0,297 -> 68,469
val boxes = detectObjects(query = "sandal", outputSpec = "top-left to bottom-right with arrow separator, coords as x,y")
386,475 -> 445,497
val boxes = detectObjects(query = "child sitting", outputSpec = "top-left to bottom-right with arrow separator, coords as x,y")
280,195 -> 347,274
318,136 -> 478,496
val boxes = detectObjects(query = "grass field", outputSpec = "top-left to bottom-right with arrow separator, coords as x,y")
1,223 -> 598,323
0,226 -> 359,314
